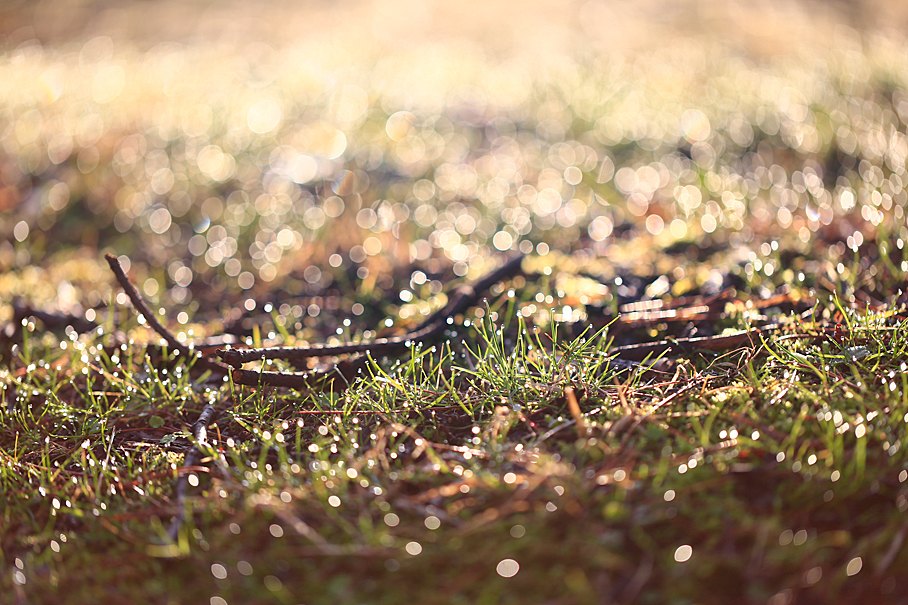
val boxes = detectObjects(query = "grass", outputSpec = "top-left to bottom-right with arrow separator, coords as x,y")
3,265 -> 908,604
4,6 -> 908,603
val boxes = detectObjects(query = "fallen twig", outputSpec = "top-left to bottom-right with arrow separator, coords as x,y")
167,403 -> 219,542
611,328 -> 767,361
11,299 -> 98,334
229,356 -> 366,390
105,254 -> 228,376
217,254 -> 525,368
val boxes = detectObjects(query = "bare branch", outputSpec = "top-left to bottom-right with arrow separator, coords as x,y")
217,254 -> 525,368
105,253 -> 229,376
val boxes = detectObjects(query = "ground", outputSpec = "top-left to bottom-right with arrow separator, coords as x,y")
3,2 -> 908,604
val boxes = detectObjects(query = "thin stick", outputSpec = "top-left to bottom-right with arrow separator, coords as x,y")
229,354 -> 369,389
217,254 -> 525,368
231,366 -> 352,389
610,329 -> 766,361
11,301 -> 98,334
167,404 -> 218,542
105,254 -> 228,375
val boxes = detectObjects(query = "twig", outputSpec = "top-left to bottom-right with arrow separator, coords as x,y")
230,367 -> 336,389
167,404 -> 219,542
229,356 -> 368,390
105,254 -> 228,376
611,321 -> 839,362
292,404 -> 463,416
217,254 -> 525,368
611,328 -> 766,361
11,300 -> 98,333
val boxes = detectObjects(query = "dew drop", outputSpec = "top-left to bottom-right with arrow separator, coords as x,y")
496,559 -> 519,577
674,545 -> 693,563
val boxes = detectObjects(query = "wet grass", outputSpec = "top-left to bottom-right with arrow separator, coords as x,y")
4,257 -> 908,604
4,15 -> 908,605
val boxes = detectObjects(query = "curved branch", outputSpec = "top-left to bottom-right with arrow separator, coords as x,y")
217,254 -> 525,368
105,254 -> 229,375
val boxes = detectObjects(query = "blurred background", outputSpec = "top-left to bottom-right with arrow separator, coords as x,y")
1,0 -> 903,57
2,0 -> 908,325
1,0 -> 905,55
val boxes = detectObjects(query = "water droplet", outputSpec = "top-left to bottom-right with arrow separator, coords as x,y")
211,563 -> 227,580
674,545 -> 693,563
846,557 -> 862,576
496,559 -> 519,577
405,541 -> 422,556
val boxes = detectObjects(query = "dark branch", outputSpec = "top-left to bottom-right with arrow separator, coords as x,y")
229,355 -> 368,390
11,299 -> 98,334
611,329 -> 765,361
105,253 -> 228,376
217,254 -> 525,368
168,404 -> 219,542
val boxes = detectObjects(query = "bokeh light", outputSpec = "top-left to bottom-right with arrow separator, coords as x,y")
674,545 -> 693,563
0,1 -> 906,326
496,558 -> 520,577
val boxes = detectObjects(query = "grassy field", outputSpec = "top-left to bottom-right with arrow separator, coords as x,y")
4,2 -> 908,604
